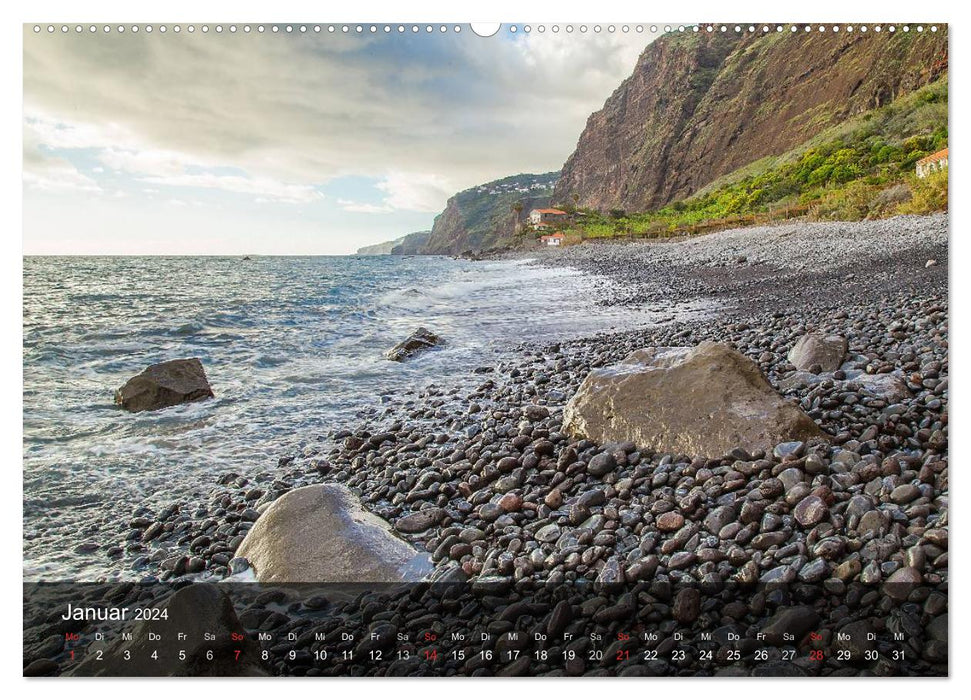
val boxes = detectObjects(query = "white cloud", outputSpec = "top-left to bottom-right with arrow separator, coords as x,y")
24,111 -> 324,204
338,172 -> 455,214
376,172 -> 454,212
24,113 -> 135,151
100,146 -> 199,178
23,30 -> 656,195
138,172 -> 320,204
338,199 -> 393,214
23,156 -> 101,194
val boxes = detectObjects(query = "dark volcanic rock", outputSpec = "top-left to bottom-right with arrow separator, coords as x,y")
395,508 -> 446,533
793,495 -> 829,528
114,358 -> 214,412
386,327 -> 444,362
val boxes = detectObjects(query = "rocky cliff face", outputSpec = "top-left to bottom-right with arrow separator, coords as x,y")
421,172 -> 558,255
553,28 -> 948,212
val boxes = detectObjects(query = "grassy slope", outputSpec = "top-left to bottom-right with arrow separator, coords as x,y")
562,75 -> 948,241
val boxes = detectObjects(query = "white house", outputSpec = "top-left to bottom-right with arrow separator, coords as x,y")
540,232 -> 565,247
916,148 -> 948,178
528,208 -> 569,228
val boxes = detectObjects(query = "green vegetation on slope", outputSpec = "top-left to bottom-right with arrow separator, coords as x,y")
560,76 -> 948,240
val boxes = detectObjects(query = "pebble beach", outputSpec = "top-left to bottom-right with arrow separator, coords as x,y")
25,214 -> 949,676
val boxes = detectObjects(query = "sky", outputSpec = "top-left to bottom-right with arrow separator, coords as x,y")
23,24 -> 661,255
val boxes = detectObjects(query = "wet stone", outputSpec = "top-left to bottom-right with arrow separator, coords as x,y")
587,452 -> 617,477
793,495 -> 828,528
891,484 -> 921,505
535,524 -> 562,543
773,441 -> 805,461
656,512 -> 685,532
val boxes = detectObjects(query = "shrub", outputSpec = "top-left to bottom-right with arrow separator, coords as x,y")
869,183 -> 912,217
813,180 -> 876,221
898,170 -> 948,214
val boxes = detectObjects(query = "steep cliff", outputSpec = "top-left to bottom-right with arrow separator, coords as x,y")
421,172 -> 558,255
553,27 -> 948,212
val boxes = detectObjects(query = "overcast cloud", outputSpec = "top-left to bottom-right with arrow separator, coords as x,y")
23,25 -> 660,254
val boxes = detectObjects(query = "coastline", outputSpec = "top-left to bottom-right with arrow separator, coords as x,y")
26,214 -> 948,673
53,213 -> 947,584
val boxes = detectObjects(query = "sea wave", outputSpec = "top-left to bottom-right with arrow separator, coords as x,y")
22,254 -> 678,579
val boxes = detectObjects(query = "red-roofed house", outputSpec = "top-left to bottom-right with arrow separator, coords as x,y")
529,208 -> 569,228
540,232 -> 566,247
916,148 -> 948,178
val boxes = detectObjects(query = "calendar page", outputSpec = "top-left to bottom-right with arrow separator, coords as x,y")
22,19 -> 948,679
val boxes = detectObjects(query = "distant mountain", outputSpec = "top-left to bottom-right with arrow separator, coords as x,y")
356,230 -> 430,256
390,230 -> 431,255
421,172 -> 559,255
553,28 -> 948,212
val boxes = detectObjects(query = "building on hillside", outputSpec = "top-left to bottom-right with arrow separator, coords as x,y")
529,208 -> 569,228
916,148 -> 948,178
540,232 -> 566,247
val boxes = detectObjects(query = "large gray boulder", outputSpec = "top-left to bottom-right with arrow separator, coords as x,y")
386,327 -> 443,362
71,584 -> 264,676
787,333 -> 848,372
563,342 -> 826,458
235,484 -> 432,583
115,358 -> 214,412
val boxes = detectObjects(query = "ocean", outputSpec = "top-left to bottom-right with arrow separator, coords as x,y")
23,254 -> 697,580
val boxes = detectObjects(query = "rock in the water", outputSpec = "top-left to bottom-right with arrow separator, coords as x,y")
386,327 -> 444,362
71,584 -> 264,676
114,358 -> 214,413
235,484 -> 431,583
563,342 -> 826,458
787,333 -> 848,373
